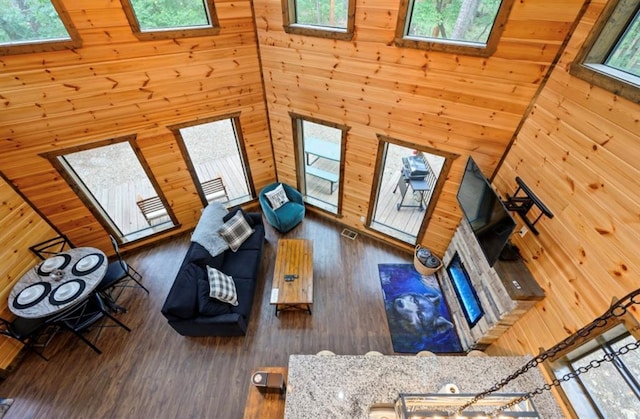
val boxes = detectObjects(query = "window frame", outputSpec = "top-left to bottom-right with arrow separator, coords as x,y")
170,112 -> 256,208
281,0 -> 356,41
0,0 -> 82,56
290,112 -> 348,216
570,0 -> 640,104
119,0 -> 220,41
394,0 -> 515,57
42,135 -> 179,244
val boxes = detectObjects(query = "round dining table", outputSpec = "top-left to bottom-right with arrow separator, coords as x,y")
9,247 -> 108,319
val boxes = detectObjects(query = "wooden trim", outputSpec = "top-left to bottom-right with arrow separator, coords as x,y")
569,0 -> 640,104
119,0 -> 221,41
393,0 -> 515,57
169,112 -> 256,207
0,0 -> 82,56
289,112 -> 348,217
281,0 -> 356,41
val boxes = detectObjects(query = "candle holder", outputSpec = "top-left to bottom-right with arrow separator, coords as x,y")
50,269 -> 65,282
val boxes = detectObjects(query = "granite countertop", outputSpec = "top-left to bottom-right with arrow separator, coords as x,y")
285,355 -> 563,418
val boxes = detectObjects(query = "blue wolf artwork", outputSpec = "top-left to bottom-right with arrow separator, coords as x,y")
379,264 -> 462,353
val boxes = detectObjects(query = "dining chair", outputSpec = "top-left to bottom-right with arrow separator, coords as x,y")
52,293 -> 130,354
0,316 -> 58,361
97,235 -> 149,310
29,235 -> 74,260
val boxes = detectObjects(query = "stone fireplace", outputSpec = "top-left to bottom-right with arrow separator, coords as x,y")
438,219 -> 545,351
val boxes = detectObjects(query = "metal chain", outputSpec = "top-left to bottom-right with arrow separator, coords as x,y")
454,287 -> 640,415
492,339 -> 640,415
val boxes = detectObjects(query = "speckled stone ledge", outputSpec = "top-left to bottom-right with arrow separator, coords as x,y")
285,355 -> 564,418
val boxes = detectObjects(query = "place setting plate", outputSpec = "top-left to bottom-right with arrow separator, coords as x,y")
49,279 -> 86,305
37,254 -> 72,276
13,282 -> 52,309
71,253 -> 105,276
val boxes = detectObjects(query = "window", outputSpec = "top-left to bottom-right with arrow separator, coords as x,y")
172,114 -> 255,208
367,136 -> 456,245
0,0 -> 81,55
282,0 -> 356,40
571,0 -> 640,104
120,0 -> 220,40
395,0 -> 514,56
550,324 -> 640,418
48,137 -> 177,243
291,115 -> 347,215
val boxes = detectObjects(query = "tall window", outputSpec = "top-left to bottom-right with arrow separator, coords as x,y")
368,136 -> 456,245
550,324 -> 640,418
292,115 -> 347,215
282,0 -> 356,40
0,0 -> 81,55
120,0 -> 220,39
50,137 -> 177,243
172,114 -> 254,208
571,0 -> 640,104
395,0 -> 514,56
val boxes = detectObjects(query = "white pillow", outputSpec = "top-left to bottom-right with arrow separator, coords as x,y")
264,184 -> 290,210
207,266 -> 238,306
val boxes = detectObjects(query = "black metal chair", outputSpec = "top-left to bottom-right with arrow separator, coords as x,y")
52,293 -> 130,354
97,235 -> 149,310
29,235 -> 73,260
0,316 -> 58,361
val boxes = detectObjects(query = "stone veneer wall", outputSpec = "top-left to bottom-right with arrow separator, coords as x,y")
438,219 -> 539,351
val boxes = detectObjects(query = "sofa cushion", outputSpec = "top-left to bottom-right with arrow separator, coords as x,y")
191,202 -> 229,257
207,266 -> 238,306
223,208 -> 255,228
218,210 -> 254,252
161,262 -> 204,319
188,242 -> 225,270
222,249 -> 262,280
264,183 -> 289,210
197,276 -> 232,317
236,224 -> 264,251
230,277 -> 256,318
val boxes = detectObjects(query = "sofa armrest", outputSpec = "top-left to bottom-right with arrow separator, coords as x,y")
246,212 -> 264,226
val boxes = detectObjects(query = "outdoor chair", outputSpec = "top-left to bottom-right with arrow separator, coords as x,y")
97,235 -> 149,311
136,196 -> 168,226
52,293 -> 130,354
259,182 -> 305,233
201,177 -> 229,203
29,235 -> 74,260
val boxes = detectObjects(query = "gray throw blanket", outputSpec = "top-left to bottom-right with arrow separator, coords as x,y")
191,202 -> 229,257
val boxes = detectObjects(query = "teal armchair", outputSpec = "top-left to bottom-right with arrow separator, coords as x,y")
259,183 -> 305,233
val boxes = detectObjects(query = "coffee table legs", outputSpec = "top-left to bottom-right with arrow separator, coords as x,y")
274,303 -> 312,316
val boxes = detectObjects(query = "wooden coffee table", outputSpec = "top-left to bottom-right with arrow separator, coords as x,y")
270,239 -> 313,316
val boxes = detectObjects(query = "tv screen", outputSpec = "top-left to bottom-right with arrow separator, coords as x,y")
456,157 -> 516,267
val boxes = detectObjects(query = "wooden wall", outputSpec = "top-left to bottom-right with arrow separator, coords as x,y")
253,0 -> 586,255
489,0 -> 640,357
0,0 -> 274,368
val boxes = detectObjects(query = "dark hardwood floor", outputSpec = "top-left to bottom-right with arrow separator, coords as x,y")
0,211 -> 411,418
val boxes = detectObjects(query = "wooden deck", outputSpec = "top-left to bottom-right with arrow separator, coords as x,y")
95,156 -> 430,243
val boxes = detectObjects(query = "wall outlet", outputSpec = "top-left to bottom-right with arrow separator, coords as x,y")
519,226 -> 528,237
360,216 -> 365,223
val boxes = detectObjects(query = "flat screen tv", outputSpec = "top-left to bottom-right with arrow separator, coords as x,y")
456,157 -> 516,267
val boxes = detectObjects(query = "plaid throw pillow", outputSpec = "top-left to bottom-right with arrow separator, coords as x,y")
218,210 -> 255,252
264,183 -> 290,210
207,266 -> 238,306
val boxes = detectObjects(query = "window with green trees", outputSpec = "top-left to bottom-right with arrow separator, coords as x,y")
395,0 -> 514,56
120,0 -> 220,39
282,0 -> 356,40
571,0 -> 639,104
0,0 -> 80,55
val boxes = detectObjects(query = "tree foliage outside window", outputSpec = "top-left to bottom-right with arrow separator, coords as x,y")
128,0 -> 209,31
0,0 -> 70,45
604,8 -> 640,79
294,0 -> 348,29
407,0 -> 503,45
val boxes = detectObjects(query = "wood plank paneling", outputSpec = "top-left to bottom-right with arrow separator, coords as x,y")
255,0 -> 586,255
489,0 -> 640,373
